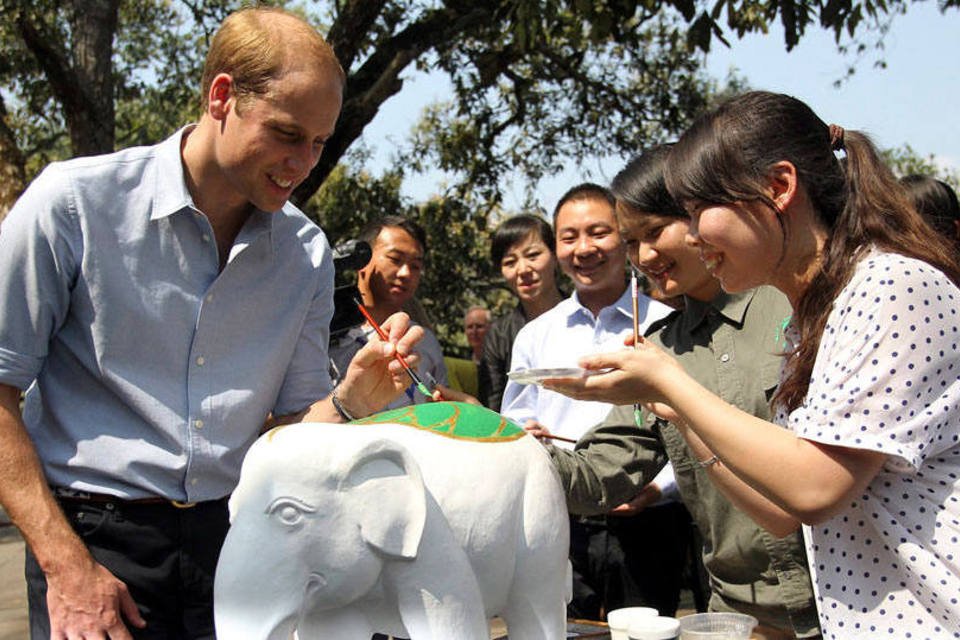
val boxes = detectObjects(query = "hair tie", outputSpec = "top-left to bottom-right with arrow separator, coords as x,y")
828,124 -> 845,152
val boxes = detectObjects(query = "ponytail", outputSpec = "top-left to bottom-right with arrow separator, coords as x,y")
666,91 -> 960,412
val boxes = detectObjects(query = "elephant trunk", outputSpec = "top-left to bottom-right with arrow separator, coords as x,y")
214,529 -> 306,640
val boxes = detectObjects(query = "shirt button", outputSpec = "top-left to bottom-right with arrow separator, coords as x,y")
202,234 -> 211,243
194,419 -> 204,429
190,478 -> 198,486
720,353 -> 730,363
196,356 -> 205,366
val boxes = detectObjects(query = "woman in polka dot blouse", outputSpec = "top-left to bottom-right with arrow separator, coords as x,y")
546,91 -> 960,639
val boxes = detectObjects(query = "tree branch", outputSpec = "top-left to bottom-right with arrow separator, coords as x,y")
293,6 -> 491,204
326,0 -> 390,71
0,95 -> 27,220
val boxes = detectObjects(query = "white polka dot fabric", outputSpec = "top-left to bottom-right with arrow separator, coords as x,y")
784,249 -> 960,638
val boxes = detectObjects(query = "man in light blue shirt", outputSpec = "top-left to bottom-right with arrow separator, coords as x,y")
0,8 -> 422,639
502,183 -> 689,619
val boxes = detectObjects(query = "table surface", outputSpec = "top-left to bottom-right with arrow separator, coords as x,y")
490,618 -> 611,639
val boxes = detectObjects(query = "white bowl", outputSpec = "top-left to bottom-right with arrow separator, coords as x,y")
606,606 -> 659,640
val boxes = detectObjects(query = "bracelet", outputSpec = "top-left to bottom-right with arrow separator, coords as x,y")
331,389 -> 357,422
696,454 -> 720,468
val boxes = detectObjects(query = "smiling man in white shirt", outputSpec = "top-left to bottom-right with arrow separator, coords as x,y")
502,183 -> 689,619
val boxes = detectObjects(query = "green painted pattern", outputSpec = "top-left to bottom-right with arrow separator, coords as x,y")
351,401 -> 525,442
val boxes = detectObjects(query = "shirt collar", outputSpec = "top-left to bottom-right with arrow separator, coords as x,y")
150,125 -> 276,256
681,289 -> 757,333
569,285 -> 633,322
150,125 -> 199,221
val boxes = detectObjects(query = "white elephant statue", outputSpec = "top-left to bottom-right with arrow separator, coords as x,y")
214,401 -> 570,640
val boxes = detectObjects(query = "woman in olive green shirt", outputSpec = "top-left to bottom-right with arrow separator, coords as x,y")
546,146 -> 820,638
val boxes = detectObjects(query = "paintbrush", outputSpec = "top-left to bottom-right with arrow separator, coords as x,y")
542,433 -> 578,444
354,297 -> 434,400
630,267 -> 644,427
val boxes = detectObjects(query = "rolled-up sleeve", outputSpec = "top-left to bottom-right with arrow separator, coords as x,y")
548,404 -> 667,516
0,165 -> 80,390
271,237 -> 335,417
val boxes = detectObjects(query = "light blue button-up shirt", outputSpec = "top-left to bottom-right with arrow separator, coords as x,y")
0,127 -> 334,502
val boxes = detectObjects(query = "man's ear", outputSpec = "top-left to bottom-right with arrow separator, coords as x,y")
767,160 -> 800,212
207,73 -> 234,121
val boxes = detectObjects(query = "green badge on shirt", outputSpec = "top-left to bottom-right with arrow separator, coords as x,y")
352,401 -> 525,442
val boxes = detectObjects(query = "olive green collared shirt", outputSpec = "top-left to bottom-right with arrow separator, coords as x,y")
549,287 -> 820,638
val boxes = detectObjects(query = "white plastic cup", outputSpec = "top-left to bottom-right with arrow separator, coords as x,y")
606,606 -> 659,640
628,615 -> 681,640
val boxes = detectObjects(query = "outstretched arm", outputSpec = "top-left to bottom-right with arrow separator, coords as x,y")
0,384 -> 145,639
643,400 -> 801,536
546,343 -> 886,527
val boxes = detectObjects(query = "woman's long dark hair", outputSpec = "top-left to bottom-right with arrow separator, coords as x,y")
665,91 -> 960,412
900,174 -> 960,247
610,144 -> 687,220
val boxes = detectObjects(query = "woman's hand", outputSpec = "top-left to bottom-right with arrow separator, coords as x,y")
642,400 -> 681,425
431,384 -> 481,405
543,339 -> 686,406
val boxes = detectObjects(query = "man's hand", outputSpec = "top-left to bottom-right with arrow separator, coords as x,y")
46,549 -> 145,639
0,383 -> 145,638
337,311 -> 424,417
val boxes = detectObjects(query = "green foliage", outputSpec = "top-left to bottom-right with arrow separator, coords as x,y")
403,8 -> 714,206
4,0 -> 954,199
883,144 -> 960,188
3,0 -> 957,352
306,162 -> 504,356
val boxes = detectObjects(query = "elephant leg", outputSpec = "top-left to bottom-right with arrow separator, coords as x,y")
500,552 -> 570,640
296,605 -> 375,639
393,582 -> 490,640
500,591 -> 568,640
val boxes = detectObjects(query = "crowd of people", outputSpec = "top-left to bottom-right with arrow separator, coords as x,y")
0,4 -> 959,640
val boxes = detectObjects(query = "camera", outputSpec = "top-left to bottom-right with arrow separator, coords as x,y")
329,238 -> 372,339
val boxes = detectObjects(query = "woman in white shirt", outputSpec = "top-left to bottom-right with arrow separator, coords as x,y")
547,91 -> 960,639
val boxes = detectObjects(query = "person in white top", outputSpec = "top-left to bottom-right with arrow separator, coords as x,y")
502,187 -> 672,441
547,92 -> 960,639
502,183 -> 689,618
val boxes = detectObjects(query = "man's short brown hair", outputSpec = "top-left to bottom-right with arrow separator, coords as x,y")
199,6 -> 345,110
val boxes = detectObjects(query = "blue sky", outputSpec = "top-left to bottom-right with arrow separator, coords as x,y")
360,2 -> 960,211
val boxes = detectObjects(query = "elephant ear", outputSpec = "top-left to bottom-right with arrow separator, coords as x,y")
340,439 -> 427,560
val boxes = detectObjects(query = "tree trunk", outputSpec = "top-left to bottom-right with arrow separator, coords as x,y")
293,6 -> 490,206
0,99 -> 26,223
68,0 -> 118,154
16,0 -> 118,157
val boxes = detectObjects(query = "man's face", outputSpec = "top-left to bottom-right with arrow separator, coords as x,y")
213,65 -> 342,213
464,309 -> 489,354
555,197 -> 627,296
358,226 -> 424,312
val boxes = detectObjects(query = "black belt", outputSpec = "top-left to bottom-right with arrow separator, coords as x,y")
51,487 -> 201,509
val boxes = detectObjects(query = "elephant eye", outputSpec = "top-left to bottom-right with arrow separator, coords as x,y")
265,497 -> 317,528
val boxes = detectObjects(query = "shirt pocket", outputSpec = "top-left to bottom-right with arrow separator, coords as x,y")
760,354 -> 784,405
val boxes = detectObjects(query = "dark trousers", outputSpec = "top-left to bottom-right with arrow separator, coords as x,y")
26,496 -> 230,640
568,501 -> 692,620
